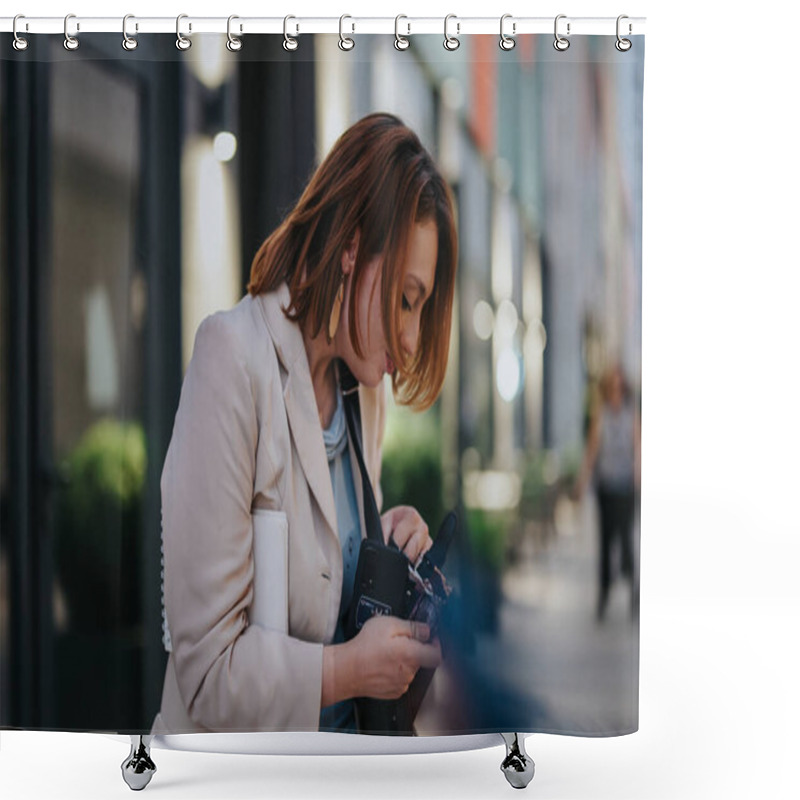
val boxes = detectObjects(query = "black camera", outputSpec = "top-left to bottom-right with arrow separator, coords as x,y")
344,511 -> 458,733
344,510 -> 455,640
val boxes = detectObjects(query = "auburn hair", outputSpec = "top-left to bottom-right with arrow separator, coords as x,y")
247,112 -> 458,412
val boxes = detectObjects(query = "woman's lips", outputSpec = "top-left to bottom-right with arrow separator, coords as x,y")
385,354 -> 395,374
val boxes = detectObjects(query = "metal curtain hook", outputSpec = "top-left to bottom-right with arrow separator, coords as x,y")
553,14 -> 570,51
227,15 -> 243,51
395,14 -> 410,51
122,14 -> 138,51
283,15 -> 299,51
444,14 -> 460,51
176,13 -> 191,50
500,14 -> 516,51
339,14 -> 354,50
64,13 -> 79,51
615,14 -> 632,51
12,14 -> 29,51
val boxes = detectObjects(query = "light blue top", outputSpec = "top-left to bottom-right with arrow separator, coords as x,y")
596,400 -> 636,491
318,384 -> 361,733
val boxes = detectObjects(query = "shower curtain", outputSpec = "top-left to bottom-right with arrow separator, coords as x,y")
0,27 -> 644,741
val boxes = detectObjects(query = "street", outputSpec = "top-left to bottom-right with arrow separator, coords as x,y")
418,492 -> 640,736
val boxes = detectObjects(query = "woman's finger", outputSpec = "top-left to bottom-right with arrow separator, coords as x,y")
407,638 -> 443,670
408,620 -> 431,643
388,514 -> 417,549
392,516 -> 428,556
405,529 -> 434,564
413,537 -> 434,567
380,505 -> 415,543
380,507 -> 400,545
383,505 -> 423,537
407,533 -> 432,564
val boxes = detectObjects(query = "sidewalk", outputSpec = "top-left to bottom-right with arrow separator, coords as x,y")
417,492 -> 640,735
491,492 -> 640,734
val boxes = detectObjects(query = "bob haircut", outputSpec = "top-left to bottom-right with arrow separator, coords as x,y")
247,112 -> 458,412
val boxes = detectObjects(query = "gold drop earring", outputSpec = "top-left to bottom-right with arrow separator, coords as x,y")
328,271 -> 345,342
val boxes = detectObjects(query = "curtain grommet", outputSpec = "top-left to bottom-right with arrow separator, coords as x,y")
553,14 -> 570,52
176,13 -> 192,51
499,14 -> 516,51
444,14 -> 460,51
227,15 -> 243,52
64,13 -> 80,51
122,14 -> 138,51
283,15 -> 299,51
615,15 -> 632,51
12,15 -> 29,51
394,15 -> 410,51
339,14 -> 355,51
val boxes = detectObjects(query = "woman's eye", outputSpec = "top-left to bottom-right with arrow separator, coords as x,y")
402,294 -> 411,311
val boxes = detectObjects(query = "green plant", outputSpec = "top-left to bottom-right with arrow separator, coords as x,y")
380,405 -> 444,531
465,507 -> 509,573
55,418 -> 146,632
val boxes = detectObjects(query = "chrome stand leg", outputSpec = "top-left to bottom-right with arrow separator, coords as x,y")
121,734 -> 156,791
500,733 -> 535,789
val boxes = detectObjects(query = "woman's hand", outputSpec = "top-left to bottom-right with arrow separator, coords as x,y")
380,505 -> 433,566
322,616 -> 442,706
353,616 -> 442,700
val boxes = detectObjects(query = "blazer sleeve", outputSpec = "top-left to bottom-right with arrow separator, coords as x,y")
161,314 -> 324,732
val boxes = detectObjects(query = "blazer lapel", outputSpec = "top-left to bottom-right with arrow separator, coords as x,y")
255,284 -> 339,540
282,371 -> 339,538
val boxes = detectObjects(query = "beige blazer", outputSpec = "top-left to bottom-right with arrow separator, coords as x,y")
150,281 -> 386,735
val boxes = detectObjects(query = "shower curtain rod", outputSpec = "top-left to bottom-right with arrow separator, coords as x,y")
1,15 -> 646,37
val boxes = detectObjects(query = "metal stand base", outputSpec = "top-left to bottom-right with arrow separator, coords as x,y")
121,735 -> 157,791
119,731 -> 532,789
500,733 -> 535,789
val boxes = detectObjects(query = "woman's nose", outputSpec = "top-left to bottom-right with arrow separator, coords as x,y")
401,317 -> 420,358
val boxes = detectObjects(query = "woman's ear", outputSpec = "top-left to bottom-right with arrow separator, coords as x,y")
342,228 -> 360,274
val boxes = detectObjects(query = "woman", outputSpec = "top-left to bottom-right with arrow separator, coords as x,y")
574,363 -> 641,622
150,113 -> 458,735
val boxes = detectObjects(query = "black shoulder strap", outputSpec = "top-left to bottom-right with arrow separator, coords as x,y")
338,359 -> 384,543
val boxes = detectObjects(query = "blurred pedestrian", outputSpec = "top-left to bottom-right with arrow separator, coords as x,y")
574,363 -> 641,621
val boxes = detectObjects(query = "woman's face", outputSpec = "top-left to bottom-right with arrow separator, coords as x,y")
340,219 -> 438,388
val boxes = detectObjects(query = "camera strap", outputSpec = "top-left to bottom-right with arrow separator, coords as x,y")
337,359 -> 454,736
337,358 -> 385,545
